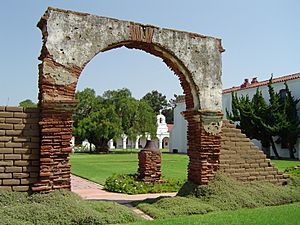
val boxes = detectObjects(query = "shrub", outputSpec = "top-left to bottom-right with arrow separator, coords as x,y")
0,189 -> 141,225
284,166 -> 300,177
135,196 -> 218,219
135,173 -> 300,219
178,173 -> 300,210
105,174 -> 184,194
0,190 -> 28,207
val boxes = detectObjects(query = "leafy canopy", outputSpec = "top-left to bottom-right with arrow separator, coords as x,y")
19,99 -> 37,108
73,88 -> 157,151
227,79 -> 300,158
142,90 -> 176,124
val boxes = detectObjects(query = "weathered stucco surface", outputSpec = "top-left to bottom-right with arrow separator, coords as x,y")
39,7 -> 223,111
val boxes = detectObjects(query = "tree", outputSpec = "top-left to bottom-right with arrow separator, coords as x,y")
73,88 -> 157,152
73,88 -> 100,146
162,108 -> 173,124
19,99 -> 37,108
134,100 -> 157,138
73,88 -> 99,125
142,90 -> 169,114
227,90 -> 276,157
142,90 -> 176,124
103,88 -> 132,100
104,88 -> 157,142
227,79 -> 300,159
73,88 -> 122,152
276,82 -> 300,159
75,103 -> 122,152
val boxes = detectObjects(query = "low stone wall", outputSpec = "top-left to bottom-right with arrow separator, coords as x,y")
220,120 -> 288,183
0,106 -> 40,191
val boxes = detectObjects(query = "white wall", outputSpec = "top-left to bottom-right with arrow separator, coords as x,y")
223,79 -> 300,118
169,101 -> 187,153
171,77 -> 300,158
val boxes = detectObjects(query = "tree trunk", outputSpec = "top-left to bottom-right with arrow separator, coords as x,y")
270,138 -> 281,159
94,138 -> 110,153
288,146 -> 296,159
261,141 -> 271,158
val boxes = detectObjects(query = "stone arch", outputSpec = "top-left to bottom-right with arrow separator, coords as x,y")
34,7 -> 224,192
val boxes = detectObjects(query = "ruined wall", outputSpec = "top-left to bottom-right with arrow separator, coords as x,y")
0,106 -> 40,191
0,105 -> 288,192
35,7 -> 224,190
220,120 -> 288,183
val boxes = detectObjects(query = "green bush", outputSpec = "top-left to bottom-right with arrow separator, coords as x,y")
135,173 -> 300,219
284,166 -> 300,177
178,173 -> 300,210
135,196 -> 218,219
105,174 -> 184,194
0,189 -> 141,225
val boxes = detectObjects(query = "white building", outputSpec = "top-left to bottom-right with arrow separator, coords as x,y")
75,112 -> 173,151
111,111 -> 173,149
170,72 -> 300,158
74,112 -> 173,151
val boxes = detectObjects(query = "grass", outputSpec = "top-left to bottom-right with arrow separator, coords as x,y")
0,189 -> 142,225
134,174 -> 300,219
271,159 -> 300,171
124,202 -> 300,225
71,151 -> 299,185
70,151 -> 188,184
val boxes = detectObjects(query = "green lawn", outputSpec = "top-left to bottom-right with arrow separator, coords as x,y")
70,152 -> 299,185
271,159 -> 300,171
125,202 -> 300,225
70,152 -> 188,184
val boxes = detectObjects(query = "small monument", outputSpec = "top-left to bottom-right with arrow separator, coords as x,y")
138,140 -> 162,183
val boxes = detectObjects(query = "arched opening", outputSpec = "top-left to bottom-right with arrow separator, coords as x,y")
34,8 -> 224,192
162,137 -> 169,149
70,41 -> 193,185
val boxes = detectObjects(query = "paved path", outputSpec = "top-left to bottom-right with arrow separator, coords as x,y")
71,174 -> 176,204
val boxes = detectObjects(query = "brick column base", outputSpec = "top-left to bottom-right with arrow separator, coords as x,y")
138,140 -> 161,183
32,100 -> 76,192
183,110 -> 223,185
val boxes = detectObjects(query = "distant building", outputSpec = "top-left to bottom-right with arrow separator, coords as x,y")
170,72 -> 300,158
75,112 -> 173,150
111,111 -> 173,149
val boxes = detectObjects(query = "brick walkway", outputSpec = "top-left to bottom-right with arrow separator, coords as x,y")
71,174 -> 176,204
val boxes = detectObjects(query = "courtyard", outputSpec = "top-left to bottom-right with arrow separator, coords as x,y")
0,1 -> 299,225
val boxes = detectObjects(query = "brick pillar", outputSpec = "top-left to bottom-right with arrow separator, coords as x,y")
183,110 -> 223,185
138,140 -> 161,183
32,100 -> 77,192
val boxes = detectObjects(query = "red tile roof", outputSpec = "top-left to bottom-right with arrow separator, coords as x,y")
223,72 -> 300,94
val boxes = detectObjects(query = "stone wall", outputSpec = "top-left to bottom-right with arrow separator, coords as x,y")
0,106 -> 40,191
220,120 -> 288,183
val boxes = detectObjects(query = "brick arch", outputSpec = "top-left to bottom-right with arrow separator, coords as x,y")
34,7 -> 224,192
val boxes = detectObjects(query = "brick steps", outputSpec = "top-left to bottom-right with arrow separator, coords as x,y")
220,120 -> 288,184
